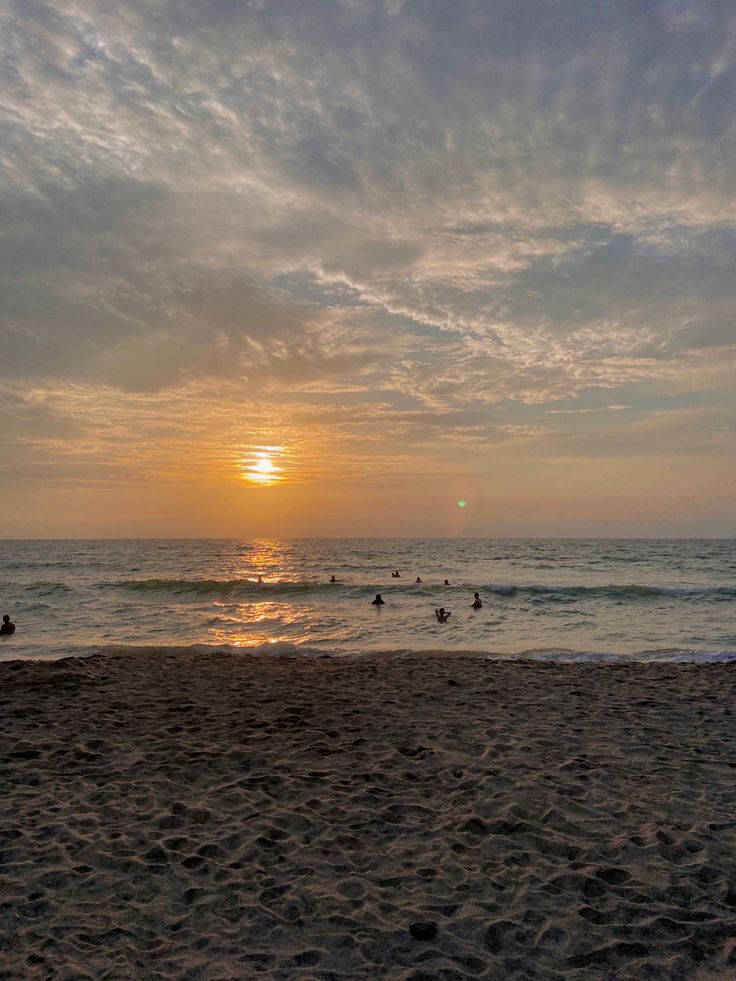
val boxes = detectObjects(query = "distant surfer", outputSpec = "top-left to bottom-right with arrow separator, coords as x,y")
471,592 -> 482,609
435,607 -> 451,623
371,593 -> 385,605
0,614 -> 15,635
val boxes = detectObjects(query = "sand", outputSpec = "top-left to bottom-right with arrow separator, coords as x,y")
1,650 -> 735,980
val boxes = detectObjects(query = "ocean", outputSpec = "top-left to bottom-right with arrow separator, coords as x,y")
1,538 -> 735,663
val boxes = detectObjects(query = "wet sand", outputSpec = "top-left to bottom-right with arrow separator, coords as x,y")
1,650 -> 735,979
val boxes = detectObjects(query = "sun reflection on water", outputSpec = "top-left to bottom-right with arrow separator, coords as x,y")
242,539 -> 283,580
208,599 -> 311,648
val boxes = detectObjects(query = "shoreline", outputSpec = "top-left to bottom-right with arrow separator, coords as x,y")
3,641 -> 736,665
2,651 -> 736,977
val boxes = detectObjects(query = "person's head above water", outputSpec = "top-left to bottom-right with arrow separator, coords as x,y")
415,577 -> 422,583
444,579 -> 450,585
371,593 -> 385,605
0,614 -> 15,634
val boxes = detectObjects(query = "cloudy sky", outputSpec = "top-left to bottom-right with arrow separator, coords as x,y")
1,0 -> 735,536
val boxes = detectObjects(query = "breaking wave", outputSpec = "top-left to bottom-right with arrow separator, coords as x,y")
3,642 -> 736,664
113,578 -> 736,602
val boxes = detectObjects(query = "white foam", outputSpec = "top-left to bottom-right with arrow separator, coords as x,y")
3,642 -> 736,665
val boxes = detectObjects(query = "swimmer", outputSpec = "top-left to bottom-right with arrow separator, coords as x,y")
0,614 -> 15,635
415,577 -> 423,584
471,592 -> 482,609
443,579 -> 450,586
329,575 -> 337,583
435,607 -> 451,623
371,593 -> 385,605
391,570 -> 400,578
256,575 -> 263,584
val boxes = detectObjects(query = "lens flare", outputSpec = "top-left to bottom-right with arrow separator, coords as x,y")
458,499 -> 467,508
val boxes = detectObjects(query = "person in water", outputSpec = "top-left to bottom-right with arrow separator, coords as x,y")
415,577 -> 423,584
371,593 -> 385,605
435,607 -> 451,622
391,571 -> 400,578
0,614 -> 15,635
443,579 -> 450,586
256,575 -> 263,583
471,592 -> 482,609
329,575 -> 337,583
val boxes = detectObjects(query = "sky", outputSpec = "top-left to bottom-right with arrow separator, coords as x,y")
1,0 -> 735,538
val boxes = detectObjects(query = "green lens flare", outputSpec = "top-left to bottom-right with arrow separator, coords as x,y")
458,500 -> 467,508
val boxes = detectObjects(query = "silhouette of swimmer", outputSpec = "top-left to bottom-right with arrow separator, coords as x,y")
435,607 -> 451,623
256,575 -> 263,583
329,575 -> 337,583
0,614 -> 15,635
444,579 -> 450,586
471,592 -> 482,609
391,571 -> 400,578
371,593 -> 385,605
415,577 -> 423,584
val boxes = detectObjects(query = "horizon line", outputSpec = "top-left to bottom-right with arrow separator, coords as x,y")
1,536 -> 734,543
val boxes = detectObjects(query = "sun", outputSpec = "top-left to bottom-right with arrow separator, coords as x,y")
253,456 -> 276,476
243,448 -> 284,485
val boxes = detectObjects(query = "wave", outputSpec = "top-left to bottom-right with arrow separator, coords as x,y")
484,583 -> 736,600
116,578 -> 336,598
113,578 -> 736,602
517,648 -> 736,664
3,641 -> 736,665
0,581 -> 76,597
0,641 -> 337,663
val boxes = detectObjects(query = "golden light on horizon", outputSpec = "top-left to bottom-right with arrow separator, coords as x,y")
243,447 -> 285,485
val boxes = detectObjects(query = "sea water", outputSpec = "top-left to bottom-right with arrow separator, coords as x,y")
1,538 -> 735,662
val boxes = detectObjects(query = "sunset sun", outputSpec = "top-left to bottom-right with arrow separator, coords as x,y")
244,449 -> 283,485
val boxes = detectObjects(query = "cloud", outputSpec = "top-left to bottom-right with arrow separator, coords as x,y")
1,0 -> 735,514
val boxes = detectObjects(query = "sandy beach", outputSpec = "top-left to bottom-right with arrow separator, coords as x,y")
1,650 -> 735,979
